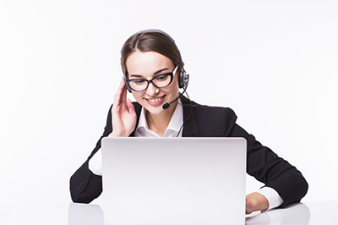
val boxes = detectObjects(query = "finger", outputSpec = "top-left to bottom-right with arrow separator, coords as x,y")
126,98 -> 136,114
113,78 -> 123,103
114,77 -> 127,109
120,78 -> 129,111
118,76 -> 125,89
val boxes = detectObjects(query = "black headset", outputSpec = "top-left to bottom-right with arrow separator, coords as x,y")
124,29 -> 189,92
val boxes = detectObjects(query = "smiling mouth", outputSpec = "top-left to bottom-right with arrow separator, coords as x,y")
148,97 -> 164,102
144,95 -> 166,105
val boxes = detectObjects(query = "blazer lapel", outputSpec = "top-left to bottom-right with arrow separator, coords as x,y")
181,99 -> 203,137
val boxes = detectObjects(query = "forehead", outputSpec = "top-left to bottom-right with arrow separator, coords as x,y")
126,51 -> 173,76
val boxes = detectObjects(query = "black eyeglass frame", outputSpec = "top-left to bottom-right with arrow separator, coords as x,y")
125,66 -> 178,92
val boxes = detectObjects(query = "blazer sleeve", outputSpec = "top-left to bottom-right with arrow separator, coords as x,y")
229,122 -> 308,208
69,105 -> 113,203
69,103 -> 141,203
193,105 -> 308,208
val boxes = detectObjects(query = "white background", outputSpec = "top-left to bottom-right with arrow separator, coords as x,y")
0,0 -> 337,220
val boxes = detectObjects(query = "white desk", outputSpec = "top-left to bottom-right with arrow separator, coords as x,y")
1,198 -> 337,224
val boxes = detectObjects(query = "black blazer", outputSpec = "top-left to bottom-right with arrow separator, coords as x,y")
70,97 -> 308,207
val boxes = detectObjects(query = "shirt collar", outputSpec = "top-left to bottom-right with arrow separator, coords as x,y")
135,99 -> 183,137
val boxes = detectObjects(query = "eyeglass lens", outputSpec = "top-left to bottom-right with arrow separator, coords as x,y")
129,74 -> 172,91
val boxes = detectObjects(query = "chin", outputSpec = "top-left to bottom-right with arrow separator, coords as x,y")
144,106 -> 164,116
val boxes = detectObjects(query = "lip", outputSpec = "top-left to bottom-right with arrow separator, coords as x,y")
144,95 -> 166,106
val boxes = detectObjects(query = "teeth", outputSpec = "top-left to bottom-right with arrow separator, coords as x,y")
148,97 -> 162,102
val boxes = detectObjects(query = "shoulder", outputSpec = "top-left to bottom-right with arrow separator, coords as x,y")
183,98 -> 238,136
183,97 -> 237,121
193,102 -> 237,119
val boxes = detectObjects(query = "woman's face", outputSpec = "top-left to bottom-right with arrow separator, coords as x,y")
126,50 -> 180,116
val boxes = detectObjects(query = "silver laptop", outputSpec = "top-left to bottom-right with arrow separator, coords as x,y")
101,137 -> 247,225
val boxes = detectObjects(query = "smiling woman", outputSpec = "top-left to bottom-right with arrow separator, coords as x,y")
125,51 -> 180,119
69,29 -> 308,214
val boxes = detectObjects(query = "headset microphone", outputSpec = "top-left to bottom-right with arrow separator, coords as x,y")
162,74 -> 189,110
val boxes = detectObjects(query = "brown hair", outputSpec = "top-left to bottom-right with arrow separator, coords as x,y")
120,32 -> 182,78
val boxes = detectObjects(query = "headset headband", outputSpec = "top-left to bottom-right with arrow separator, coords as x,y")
131,29 -> 183,67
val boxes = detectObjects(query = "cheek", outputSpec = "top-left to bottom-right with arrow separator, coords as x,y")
164,81 -> 179,95
132,91 -> 143,100
171,77 -> 180,92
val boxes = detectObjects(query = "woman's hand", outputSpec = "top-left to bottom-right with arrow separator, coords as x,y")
246,192 -> 269,214
109,77 -> 137,137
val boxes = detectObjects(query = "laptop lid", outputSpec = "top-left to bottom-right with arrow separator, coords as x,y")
101,137 -> 247,225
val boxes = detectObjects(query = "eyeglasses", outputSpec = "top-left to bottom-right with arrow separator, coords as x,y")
126,66 -> 178,92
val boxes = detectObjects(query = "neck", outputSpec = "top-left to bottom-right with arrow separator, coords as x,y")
146,101 -> 178,137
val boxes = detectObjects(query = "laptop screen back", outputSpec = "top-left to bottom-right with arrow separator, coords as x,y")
102,137 -> 246,225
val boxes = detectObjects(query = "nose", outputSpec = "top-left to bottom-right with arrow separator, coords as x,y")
146,82 -> 159,96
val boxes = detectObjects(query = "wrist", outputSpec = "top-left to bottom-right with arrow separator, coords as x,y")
108,131 -> 129,137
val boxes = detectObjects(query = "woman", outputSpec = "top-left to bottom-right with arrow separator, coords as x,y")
70,29 -> 308,214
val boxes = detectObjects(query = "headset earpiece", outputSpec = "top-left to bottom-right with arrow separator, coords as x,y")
178,69 -> 186,89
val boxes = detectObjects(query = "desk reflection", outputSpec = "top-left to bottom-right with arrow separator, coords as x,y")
68,202 -> 310,225
68,203 -> 104,225
246,203 -> 310,225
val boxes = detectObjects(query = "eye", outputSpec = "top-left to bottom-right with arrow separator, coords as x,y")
155,74 -> 170,81
132,79 -> 146,84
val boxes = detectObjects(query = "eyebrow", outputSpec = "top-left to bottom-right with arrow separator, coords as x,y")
130,68 -> 170,78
